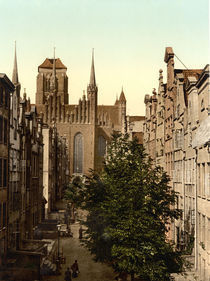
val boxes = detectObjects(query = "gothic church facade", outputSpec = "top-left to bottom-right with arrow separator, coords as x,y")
35,53 -> 127,176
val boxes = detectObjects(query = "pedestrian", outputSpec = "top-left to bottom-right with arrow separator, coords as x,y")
64,267 -> 72,281
79,226 -> 83,239
71,260 -> 79,278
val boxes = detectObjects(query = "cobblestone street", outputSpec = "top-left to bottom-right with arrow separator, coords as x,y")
43,206 -> 116,281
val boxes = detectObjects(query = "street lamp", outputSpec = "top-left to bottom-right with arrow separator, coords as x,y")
57,222 -> 61,258
56,221 -> 61,274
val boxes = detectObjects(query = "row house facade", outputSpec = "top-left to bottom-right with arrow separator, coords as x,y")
144,47 -> 209,280
43,123 -> 69,218
0,47 -> 69,279
0,74 -> 15,266
8,47 -> 21,252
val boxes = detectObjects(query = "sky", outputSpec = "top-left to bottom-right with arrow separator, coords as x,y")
0,0 -> 209,115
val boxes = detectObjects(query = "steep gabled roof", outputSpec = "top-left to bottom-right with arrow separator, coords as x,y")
174,69 -> 203,107
38,58 -> 67,70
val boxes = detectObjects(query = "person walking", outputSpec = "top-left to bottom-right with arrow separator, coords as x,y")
64,267 -> 72,281
71,260 -> 79,278
79,226 -> 83,239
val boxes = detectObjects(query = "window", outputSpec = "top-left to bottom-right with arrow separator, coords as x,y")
98,136 -> 106,156
3,159 -> 7,187
175,129 -> 183,149
14,119 -> 17,140
0,204 -> 1,229
0,159 -> 2,187
0,116 -> 3,142
73,133 -> 83,174
208,219 -> 210,251
0,87 -> 3,105
5,91 -> 8,108
201,99 -> 204,111
4,118 -> 7,144
2,203 -> 6,227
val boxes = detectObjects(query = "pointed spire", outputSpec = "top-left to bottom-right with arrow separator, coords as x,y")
119,86 -> 126,103
53,47 -> 56,77
50,47 -> 57,91
12,41 -> 19,84
89,48 -> 96,86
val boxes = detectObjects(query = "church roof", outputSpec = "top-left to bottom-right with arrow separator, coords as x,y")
38,58 -> 67,70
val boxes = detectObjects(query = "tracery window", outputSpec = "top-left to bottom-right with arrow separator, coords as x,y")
98,135 -> 106,156
73,133 -> 83,173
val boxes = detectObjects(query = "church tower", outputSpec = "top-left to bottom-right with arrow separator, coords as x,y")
36,52 -> 68,124
87,50 -> 98,124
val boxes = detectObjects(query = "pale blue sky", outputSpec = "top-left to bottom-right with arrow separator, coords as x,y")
0,0 -> 209,115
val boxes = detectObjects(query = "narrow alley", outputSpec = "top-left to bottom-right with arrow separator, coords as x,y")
43,203 -> 116,281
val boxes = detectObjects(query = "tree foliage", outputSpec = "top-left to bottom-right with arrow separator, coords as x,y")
64,175 -> 84,207
73,133 -> 186,280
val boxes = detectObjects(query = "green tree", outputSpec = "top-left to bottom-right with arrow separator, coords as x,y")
78,133 -> 187,280
64,175 -> 84,207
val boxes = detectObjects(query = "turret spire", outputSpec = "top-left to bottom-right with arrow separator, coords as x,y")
53,47 -> 56,77
119,86 -> 126,103
89,48 -> 96,86
50,47 -> 57,91
12,41 -> 19,84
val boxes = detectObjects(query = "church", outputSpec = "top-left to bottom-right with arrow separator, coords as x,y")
35,51 -> 127,176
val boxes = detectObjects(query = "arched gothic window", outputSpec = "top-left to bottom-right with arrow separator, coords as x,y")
98,136 -> 106,156
73,133 -> 83,173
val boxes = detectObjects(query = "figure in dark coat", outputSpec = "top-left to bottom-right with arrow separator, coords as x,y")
79,226 -> 83,239
71,260 -> 79,278
64,267 -> 72,281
